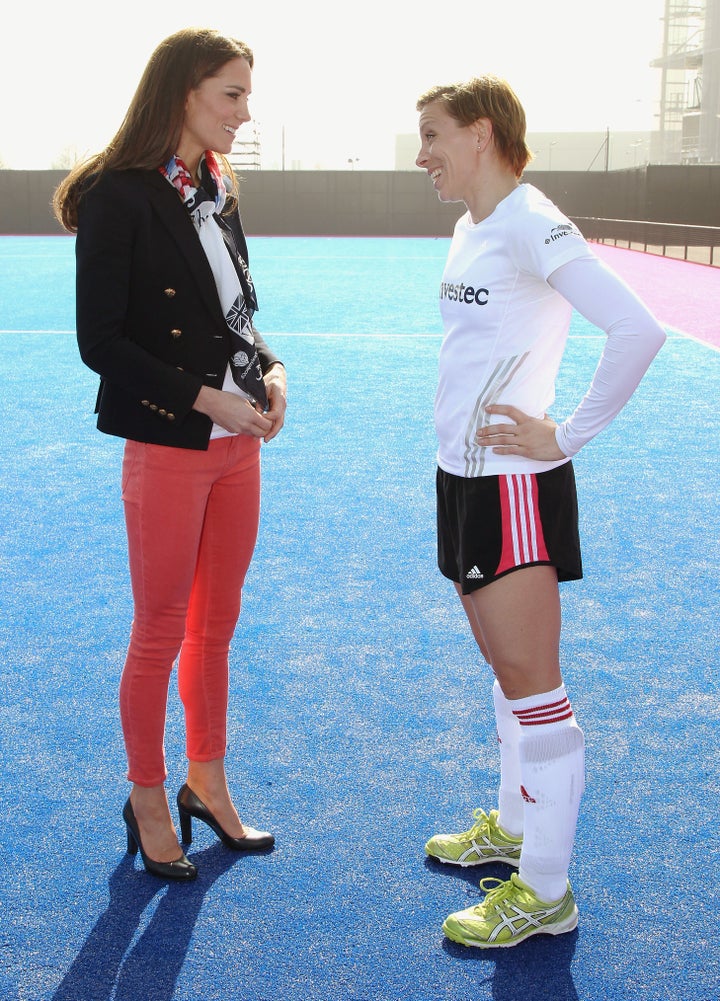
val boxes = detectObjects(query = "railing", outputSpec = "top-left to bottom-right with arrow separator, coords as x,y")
571,217 -> 720,267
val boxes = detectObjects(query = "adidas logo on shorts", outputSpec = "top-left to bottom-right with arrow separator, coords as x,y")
466,565 -> 484,580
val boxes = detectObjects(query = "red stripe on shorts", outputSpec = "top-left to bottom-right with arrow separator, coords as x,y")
495,474 -> 550,576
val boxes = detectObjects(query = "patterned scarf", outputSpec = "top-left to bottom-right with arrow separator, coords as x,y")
159,151 -> 267,409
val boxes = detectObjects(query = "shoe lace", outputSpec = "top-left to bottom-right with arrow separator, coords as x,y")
465,808 -> 491,838
478,876 -> 510,905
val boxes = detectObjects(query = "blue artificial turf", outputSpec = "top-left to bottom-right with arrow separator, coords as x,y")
0,237 -> 718,1001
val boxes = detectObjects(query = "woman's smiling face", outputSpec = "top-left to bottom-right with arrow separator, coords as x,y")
178,56 -> 252,172
416,100 -> 479,204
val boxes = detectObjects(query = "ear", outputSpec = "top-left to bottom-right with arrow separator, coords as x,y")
474,118 -> 493,153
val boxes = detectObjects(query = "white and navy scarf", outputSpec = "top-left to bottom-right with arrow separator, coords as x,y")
159,151 -> 267,409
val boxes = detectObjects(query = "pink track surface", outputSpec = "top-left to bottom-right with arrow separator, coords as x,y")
590,243 -> 720,349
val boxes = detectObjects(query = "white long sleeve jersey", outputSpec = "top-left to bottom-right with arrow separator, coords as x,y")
435,183 -> 666,477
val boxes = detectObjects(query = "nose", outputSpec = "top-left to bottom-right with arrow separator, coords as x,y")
416,146 -> 428,168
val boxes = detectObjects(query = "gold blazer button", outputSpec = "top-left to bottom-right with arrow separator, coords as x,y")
170,328 -> 182,339
164,288 -> 176,297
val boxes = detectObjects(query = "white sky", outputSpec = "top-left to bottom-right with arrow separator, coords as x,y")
0,0 -> 667,170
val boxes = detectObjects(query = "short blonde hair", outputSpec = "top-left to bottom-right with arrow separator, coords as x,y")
417,75 -> 532,178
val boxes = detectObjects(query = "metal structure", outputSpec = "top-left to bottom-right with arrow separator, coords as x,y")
572,216 -> 720,265
228,127 -> 262,170
652,0 -> 720,162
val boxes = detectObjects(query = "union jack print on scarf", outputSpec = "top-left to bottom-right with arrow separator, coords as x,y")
158,151 -> 268,409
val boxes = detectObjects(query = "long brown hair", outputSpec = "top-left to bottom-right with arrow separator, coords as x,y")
417,76 -> 532,178
53,27 -> 253,232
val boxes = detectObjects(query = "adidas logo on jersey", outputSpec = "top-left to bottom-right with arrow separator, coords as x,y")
465,565 -> 484,580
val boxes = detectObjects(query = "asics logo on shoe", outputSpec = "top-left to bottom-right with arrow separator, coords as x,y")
520,785 -> 536,804
466,565 -> 484,580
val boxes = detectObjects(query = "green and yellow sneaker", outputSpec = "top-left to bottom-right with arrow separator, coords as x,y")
424,809 -> 522,867
442,872 -> 578,948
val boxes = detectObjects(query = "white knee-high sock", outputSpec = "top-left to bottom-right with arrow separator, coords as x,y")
492,680 -> 523,837
509,683 -> 585,902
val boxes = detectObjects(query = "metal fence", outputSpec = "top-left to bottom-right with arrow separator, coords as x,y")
572,217 -> 720,267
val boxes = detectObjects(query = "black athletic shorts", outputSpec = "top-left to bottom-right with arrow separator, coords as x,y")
436,462 -> 583,594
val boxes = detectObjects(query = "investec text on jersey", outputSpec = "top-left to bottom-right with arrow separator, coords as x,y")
439,282 -> 489,305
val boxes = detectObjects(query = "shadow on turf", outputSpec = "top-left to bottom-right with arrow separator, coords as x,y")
425,857 -> 580,1001
50,842 -> 265,1001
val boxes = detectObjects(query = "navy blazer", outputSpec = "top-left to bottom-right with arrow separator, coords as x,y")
75,168 -> 282,450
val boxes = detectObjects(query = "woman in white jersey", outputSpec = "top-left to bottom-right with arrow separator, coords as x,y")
415,76 -> 665,948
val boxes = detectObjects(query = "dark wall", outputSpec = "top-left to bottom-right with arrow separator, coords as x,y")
530,165 -> 720,226
234,170 -> 463,236
2,165 -> 719,236
0,170 -> 69,234
646,165 -> 720,225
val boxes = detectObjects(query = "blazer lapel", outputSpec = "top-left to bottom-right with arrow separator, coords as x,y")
142,171 -> 226,323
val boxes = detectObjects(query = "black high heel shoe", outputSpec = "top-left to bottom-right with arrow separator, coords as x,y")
123,798 -> 198,880
177,784 -> 275,852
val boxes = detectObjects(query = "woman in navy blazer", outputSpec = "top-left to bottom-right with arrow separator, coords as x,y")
54,28 -> 287,880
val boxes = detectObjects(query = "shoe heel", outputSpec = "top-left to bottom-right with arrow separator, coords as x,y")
126,824 -> 139,856
122,797 -> 197,881
178,807 -> 192,845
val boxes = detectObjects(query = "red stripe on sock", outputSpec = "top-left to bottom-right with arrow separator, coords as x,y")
514,696 -> 569,717
514,708 -> 574,726
513,697 -> 574,726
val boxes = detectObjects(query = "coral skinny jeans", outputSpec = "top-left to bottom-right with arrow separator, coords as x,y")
119,435 -> 261,786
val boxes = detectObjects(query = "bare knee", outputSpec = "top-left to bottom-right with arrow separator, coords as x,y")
492,661 -> 563,700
